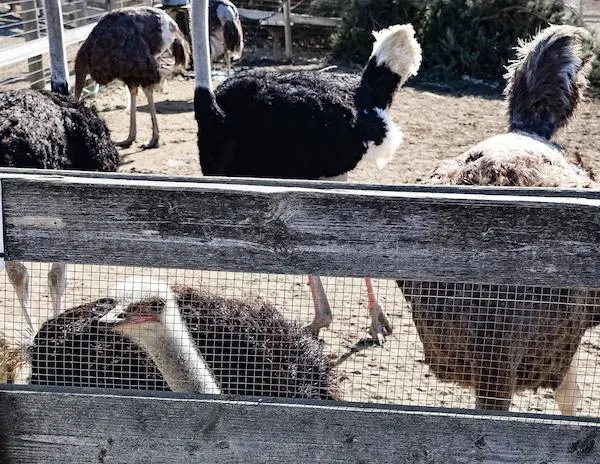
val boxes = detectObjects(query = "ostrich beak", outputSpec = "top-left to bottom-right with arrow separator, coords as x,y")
99,306 -> 160,326
98,305 -> 129,325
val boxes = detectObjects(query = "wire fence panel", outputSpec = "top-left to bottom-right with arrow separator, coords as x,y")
1,263 -> 600,418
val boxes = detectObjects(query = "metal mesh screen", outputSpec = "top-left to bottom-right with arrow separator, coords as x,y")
1,261 -> 599,418
0,0 -> 151,90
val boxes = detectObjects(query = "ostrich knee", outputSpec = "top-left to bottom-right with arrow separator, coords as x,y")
5,261 -> 35,333
306,275 -> 332,337
141,85 -> 160,149
554,358 -> 582,416
48,262 -> 67,316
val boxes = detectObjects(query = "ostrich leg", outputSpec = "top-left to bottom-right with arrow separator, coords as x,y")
365,277 -> 392,344
114,85 -> 138,148
47,262 -> 67,316
224,49 -> 232,75
554,357 -> 582,415
5,261 -> 35,336
306,275 -> 332,337
141,85 -> 160,149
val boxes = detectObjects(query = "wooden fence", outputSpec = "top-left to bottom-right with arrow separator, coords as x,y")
0,168 -> 600,463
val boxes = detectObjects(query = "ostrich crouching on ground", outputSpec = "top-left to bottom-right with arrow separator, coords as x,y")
192,0 -> 422,342
29,278 -> 339,400
74,6 -> 190,149
397,26 -> 596,415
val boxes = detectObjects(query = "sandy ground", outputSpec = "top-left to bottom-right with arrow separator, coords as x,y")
2,63 -> 600,417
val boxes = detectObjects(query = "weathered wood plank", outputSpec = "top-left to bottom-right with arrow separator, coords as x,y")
0,388 -> 598,464
1,170 -> 600,286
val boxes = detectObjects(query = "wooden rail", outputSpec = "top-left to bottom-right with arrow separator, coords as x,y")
0,387 -> 599,463
1,169 -> 600,286
0,23 -> 96,69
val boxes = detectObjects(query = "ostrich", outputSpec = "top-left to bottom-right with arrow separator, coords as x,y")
397,26 -> 597,415
74,6 -> 191,149
0,69 -> 119,383
29,278 -> 339,400
192,0 -> 422,342
209,0 -> 244,74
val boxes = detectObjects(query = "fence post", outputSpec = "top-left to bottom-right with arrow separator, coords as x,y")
42,0 -> 70,94
22,0 -> 45,90
282,0 -> 292,60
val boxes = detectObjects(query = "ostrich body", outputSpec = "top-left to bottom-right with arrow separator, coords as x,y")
30,280 -> 339,400
192,0 -> 421,341
428,25 -> 594,188
74,6 -> 190,149
0,85 -> 119,383
398,26 -> 595,415
208,0 -> 244,74
0,90 -> 118,171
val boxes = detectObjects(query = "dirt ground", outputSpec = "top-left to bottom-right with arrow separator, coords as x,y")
3,63 -> 600,417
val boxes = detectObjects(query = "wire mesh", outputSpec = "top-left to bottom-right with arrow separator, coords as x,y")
0,262 -> 599,419
0,0 -> 151,90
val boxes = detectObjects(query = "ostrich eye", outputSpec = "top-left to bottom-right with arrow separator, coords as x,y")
116,312 -> 127,320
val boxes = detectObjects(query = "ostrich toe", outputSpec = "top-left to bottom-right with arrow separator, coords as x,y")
369,302 -> 392,345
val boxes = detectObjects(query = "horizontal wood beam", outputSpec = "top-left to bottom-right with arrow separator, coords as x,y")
0,387 -> 598,463
1,170 -> 600,286
238,7 -> 342,27
0,23 -> 96,69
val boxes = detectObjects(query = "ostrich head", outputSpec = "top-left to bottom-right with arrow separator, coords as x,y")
99,276 -> 222,394
99,277 -> 180,341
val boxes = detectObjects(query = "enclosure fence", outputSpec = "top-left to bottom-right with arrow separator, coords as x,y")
0,170 -> 599,462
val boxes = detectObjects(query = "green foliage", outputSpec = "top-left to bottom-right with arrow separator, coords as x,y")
331,0 -> 584,84
331,0 -> 424,63
419,0 -> 580,81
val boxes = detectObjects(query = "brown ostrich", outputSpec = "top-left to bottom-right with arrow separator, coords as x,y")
397,25 -> 597,415
28,278 -> 339,400
74,6 -> 190,149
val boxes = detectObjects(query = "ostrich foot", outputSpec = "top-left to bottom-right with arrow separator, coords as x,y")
114,138 -> 135,148
369,302 -> 392,345
141,137 -> 160,150
305,312 -> 333,338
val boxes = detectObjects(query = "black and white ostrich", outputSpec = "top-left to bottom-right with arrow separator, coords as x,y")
208,0 -> 244,74
74,6 -> 190,149
397,26 -> 597,415
29,277 -> 339,400
191,0 -> 422,342
0,61 -> 119,384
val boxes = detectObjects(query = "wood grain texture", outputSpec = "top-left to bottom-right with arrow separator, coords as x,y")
0,387 -> 599,464
1,170 -> 600,286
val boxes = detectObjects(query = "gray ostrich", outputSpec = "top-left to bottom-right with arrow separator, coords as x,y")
74,6 -> 190,149
397,25 -> 596,415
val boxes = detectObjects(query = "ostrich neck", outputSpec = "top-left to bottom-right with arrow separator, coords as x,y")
191,0 -> 212,90
137,316 -> 221,394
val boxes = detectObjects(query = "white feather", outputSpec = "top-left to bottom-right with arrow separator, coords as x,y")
362,108 -> 403,169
